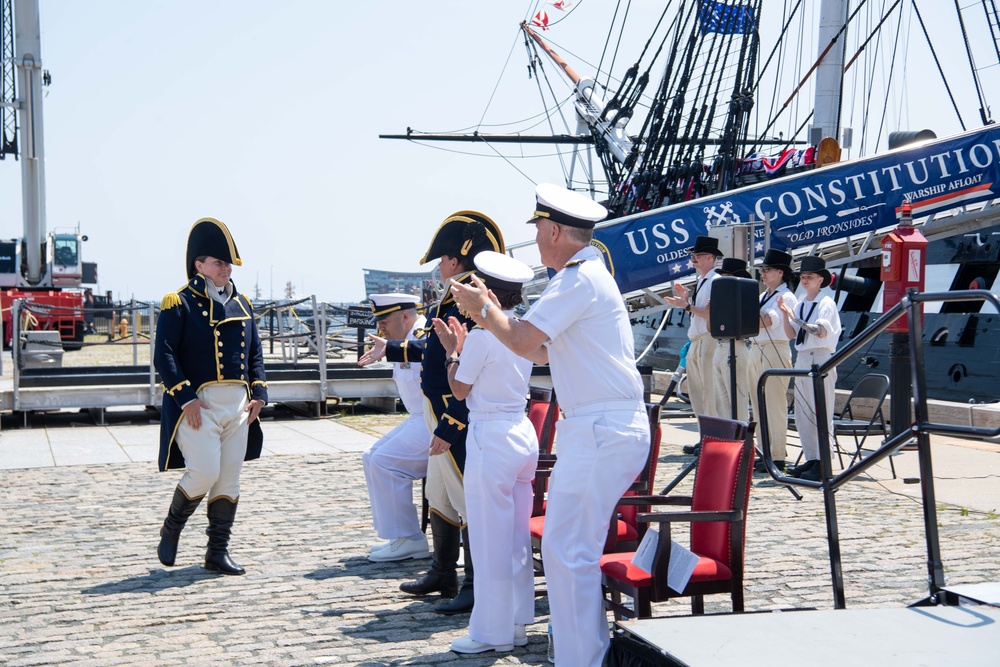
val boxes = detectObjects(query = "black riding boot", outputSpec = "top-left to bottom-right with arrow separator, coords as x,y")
434,527 -> 474,615
400,513 -> 459,597
157,486 -> 204,566
204,497 -> 246,575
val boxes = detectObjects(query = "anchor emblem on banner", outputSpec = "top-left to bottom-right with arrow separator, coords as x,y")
703,201 -> 740,226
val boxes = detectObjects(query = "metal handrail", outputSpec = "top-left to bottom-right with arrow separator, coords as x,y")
753,288 -> 1000,610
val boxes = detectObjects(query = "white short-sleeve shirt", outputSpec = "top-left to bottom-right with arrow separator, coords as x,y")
454,313 -> 533,414
792,295 -> 842,352
753,284 -> 797,343
687,270 -> 718,339
523,246 -> 644,413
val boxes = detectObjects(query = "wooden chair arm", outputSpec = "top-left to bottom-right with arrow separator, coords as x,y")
638,509 -> 741,524
615,495 -> 692,507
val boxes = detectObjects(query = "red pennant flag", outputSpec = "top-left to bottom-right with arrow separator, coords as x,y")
532,10 -> 550,30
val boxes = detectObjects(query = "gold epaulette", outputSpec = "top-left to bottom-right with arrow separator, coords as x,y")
564,259 -> 586,268
414,327 -> 428,339
242,293 -> 252,303
160,292 -> 182,310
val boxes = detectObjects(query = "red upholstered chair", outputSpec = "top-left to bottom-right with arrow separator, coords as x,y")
527,386 -> 560,457
600,416 -> 755,619
529,403 -> 661,574
527,387 -> 560,519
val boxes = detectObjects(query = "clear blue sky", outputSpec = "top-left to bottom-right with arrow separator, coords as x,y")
1,1 -> 994,302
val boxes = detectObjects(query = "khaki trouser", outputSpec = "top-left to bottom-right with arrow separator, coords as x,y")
747,339 -> 793,461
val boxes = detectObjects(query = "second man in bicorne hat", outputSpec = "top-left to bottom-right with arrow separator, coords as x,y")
359,210 -> 505,615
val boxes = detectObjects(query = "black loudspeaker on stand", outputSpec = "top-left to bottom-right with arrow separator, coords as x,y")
710,277 -> 759,419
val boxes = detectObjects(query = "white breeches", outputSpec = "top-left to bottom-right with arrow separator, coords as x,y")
176,384 -> 250,501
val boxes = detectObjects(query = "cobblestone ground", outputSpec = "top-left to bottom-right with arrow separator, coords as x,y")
1,440 -> 999,666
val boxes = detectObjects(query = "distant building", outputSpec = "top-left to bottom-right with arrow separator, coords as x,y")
362,267 -> 442,305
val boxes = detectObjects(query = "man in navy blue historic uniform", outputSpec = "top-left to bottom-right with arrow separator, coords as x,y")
359,211 -> 504,615
154,217 -> 267,576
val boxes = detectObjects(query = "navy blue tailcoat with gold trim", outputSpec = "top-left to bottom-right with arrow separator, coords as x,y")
385,271 -> 476,473
154,274 -> 268,471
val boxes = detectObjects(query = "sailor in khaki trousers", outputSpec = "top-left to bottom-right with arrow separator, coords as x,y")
747,249 -> 798,471
154,218 -> 267,575
665,235 -> 723,421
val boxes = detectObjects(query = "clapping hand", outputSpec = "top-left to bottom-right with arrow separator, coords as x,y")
431,316 -> 467,357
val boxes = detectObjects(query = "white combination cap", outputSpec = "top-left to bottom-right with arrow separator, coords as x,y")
527,183 -> 608,229
474,251 -> 534,291
369,293 -> 421,320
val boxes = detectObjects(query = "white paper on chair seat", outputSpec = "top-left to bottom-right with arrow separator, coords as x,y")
631,527 -> 700,593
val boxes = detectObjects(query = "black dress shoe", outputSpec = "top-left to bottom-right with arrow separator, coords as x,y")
799,461 -> 824,482
788,459 -> 818,478
682,444 -> 701,455
754,459 -> 785,473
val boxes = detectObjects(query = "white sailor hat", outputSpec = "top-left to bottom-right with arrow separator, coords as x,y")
527,183 -> 608,229
474,251 -> 534,292
369,293 -> 421,320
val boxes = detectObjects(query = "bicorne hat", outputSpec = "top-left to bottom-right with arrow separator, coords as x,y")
715,257 -> 751,279
690,235 -> 724,257
526,183 -> 608,229
186,217 -> 242,279
796,255 -> 832,288
420,211 -> 505,266
474,251 -> 534,292
369,293 -> 421,321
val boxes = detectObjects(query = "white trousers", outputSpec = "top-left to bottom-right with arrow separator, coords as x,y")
793,349 -> 837,461
747,340 -> 793,461
712,339 -> 750,421
465,415 -> 539,646
686,334 -> 719,421
362,413 -> 430,540
176,384 -> 249,501
542,405 -> 649,667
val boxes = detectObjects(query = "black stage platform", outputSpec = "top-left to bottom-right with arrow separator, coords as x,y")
606,605 -> 1000,666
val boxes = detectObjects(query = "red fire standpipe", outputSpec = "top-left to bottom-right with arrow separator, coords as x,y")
880,201 -> 927,438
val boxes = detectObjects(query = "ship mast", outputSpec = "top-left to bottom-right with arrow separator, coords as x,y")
812,0 -> 849,145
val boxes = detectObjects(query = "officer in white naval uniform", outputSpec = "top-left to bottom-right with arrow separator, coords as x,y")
449,184 -> 650,667
779,255 -> 842,482
711,257 -> 754,421
362,294 -> 432,562
432,251 -> 539,655
664,235 -> 723,423
747,249 -> 798,472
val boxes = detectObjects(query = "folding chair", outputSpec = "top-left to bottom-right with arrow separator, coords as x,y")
832,373 -> 891,473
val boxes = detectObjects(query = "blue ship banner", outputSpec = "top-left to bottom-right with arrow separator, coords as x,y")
592,125 -> 1000,294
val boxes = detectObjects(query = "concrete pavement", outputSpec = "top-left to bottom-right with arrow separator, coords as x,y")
0,407 -> 998,666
